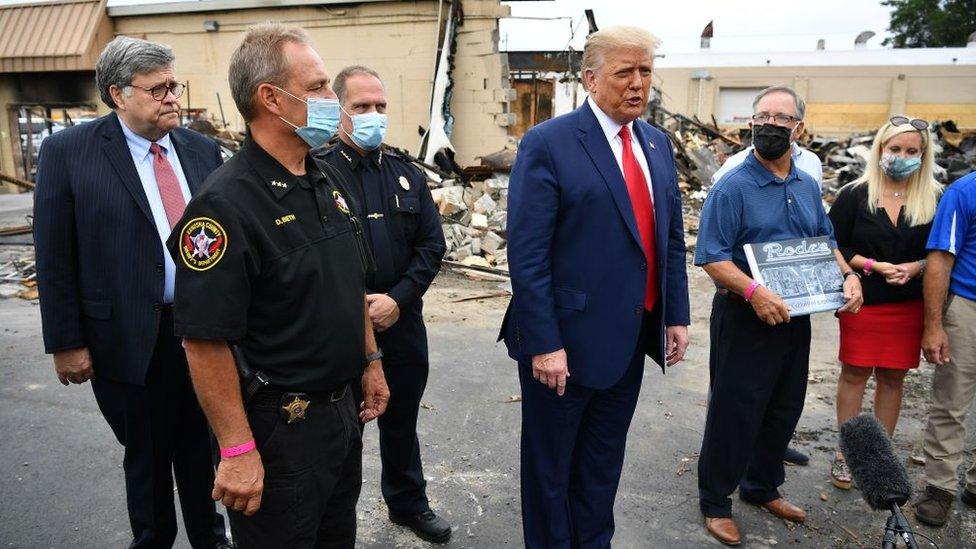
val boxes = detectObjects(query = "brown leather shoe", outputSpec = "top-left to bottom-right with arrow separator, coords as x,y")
758,498 -> 807,523
704,517 -> 741,546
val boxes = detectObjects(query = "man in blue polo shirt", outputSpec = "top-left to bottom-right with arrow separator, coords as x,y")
916,170 -> 976,527
712,86 -> 823,469
694,87 -> 862,545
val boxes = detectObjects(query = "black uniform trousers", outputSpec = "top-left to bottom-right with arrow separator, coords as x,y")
352,304 -> 431,515
228,385 -> 362,548
698,293 -> 811,518
90,308 -> 225,548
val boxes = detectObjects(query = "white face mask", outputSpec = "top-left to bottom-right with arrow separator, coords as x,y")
274,86 -> 340,148
341,107 -> 387,151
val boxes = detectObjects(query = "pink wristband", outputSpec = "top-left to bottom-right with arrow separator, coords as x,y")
220,439 -> 256,459
863,258 -> 875,275
744,281 -> 760,301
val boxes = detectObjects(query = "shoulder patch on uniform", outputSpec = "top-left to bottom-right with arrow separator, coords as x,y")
179,217 -> 228,271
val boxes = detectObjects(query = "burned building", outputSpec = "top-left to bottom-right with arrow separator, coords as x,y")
0,0 -> 516,192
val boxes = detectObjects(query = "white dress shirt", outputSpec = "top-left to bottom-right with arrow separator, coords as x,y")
119,121 -> 192,304
587,96 -> 654,203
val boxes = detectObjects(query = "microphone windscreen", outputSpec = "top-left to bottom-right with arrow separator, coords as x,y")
839,414 -> 912,509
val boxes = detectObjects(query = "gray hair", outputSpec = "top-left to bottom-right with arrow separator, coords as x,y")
333,65 -> 383,105
752,85 -> 806,120
228,23 -> 310,122
95,36 -> 175,109
582,26 -> 661,73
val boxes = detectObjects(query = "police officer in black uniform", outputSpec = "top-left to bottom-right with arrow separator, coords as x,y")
167,26 -> 389,548
318,66 -> 449,543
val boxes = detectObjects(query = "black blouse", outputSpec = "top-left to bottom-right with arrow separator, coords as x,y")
828,183 -> 933,305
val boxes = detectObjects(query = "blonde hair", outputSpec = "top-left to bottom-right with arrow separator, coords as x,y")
849,119 -> 941,226
581,26 -> 661,73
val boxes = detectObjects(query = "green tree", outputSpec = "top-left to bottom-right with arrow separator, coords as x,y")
882,0 -> 976,47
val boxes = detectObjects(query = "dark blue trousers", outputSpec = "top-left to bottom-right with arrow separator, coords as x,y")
90,310 -> 225,548
353,305 -> 431,515
518,344 -> 647,549
698,293 -> 810,518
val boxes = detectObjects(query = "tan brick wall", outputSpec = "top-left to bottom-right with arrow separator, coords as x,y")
655,64 -> 976,133
113,0 -> 512,166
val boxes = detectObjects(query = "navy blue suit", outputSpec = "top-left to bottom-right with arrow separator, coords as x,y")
499,102 -> 690,548
34,113 -> 226,547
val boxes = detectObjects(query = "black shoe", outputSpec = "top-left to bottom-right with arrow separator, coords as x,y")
390,509 -> 452,543
962,488 -> 976,509
914,486 -> 954,527
783,446 -> 809,466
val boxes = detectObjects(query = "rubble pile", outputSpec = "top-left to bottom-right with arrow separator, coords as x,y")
431,173 -> 510,273
806,132 -> 876,194
648,103 -> 744,196
934,120 -> 976,183
805,121 -> 976,201
0,249 -> 37,300
186,119 -> 244,157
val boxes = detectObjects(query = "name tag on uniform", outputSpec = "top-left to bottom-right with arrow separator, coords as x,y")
275,214 -> 296,226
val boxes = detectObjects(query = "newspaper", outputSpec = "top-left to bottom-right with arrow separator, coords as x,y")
743,236 -> 846,316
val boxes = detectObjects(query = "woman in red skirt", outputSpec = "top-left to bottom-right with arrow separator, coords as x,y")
827,116 -> 942,489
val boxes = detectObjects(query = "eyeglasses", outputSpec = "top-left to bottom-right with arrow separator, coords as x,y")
890,115 -> 928,131
751,113 -> 800,126
128,81 -> 186,101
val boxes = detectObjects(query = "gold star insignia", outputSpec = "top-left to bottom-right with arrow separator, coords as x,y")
281,396 -> 310,424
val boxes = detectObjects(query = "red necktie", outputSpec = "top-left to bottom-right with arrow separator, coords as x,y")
619,125 -> 658,311
149,142 -> 187,230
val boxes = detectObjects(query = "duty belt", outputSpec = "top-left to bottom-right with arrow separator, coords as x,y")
250,385 -> 349,424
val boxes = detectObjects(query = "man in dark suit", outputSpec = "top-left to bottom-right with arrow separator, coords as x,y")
34,36 -> 228,548
499,26 -> 691,548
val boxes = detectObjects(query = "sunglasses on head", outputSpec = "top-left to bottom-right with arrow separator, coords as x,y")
890,116 -> 928,131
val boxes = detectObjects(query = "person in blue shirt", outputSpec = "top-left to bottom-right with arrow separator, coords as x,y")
694,87 -> 863,545
712,86 -> 824,470
916,170 -> 976,527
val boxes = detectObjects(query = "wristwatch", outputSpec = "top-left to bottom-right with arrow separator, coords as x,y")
842,271 -> 861,280
364,349 -> 384,366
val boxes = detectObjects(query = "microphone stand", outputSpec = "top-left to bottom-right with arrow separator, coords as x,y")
882,514 -> 898,549
883,503 -> 919,549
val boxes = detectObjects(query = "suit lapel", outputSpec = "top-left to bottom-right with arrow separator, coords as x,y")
169,129 -> 206,196
576,103 -> 643,250
101,113 -> 155,226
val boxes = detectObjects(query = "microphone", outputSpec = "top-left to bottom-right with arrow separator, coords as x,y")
839,414 -> 919,549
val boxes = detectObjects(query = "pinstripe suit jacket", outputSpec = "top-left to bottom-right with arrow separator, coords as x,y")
34,112 -> 222,386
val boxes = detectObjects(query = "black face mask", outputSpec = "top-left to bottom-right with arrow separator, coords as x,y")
752,123 -> 793,161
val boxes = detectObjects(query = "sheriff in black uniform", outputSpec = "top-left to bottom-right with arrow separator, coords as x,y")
318,65 -> 449,543
167,26 -> 389,548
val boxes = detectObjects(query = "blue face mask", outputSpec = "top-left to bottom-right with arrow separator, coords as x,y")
342,109 -> 387,151
880,153 -> 922,181
274,87 -> 340,148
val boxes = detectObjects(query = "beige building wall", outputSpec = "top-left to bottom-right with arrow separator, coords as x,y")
655,64 -> 976,134
112,0 -> 513,166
